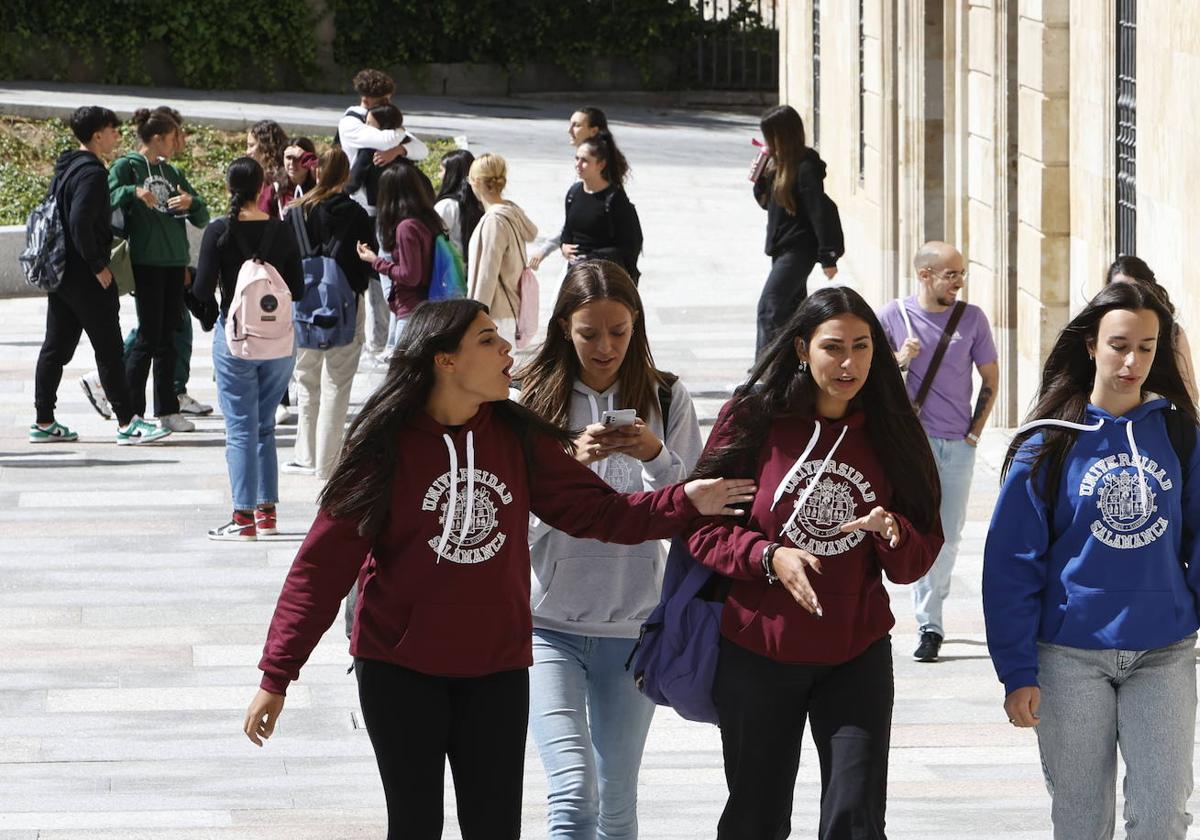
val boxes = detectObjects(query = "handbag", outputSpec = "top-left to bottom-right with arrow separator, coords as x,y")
110,236 -> 135,296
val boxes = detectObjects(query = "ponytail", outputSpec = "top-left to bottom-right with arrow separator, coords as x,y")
217,157 -> 265,249
579,131 -> 630,186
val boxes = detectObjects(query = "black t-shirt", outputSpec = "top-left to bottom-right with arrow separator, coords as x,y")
193,218 -> 305,317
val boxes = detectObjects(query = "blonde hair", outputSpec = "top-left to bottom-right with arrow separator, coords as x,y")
468,153 -> 507,195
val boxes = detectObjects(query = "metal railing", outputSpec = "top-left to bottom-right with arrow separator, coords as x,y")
1115,0 -> 1137,256
690,0 -> 779,90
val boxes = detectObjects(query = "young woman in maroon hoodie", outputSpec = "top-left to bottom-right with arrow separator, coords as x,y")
690,286 -> 943,840
242,299 -> 753,840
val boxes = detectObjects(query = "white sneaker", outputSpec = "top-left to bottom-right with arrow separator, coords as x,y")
281,461 -> 316,476
158,413 -> 196,432
275,405 -> 295,425
80,373 -> 112,419
177,393 -> 213,416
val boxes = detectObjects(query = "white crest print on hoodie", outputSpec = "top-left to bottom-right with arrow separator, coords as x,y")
422,431 -> 515,564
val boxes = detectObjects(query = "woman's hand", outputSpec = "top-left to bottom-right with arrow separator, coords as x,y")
243,689 -> 285,746
840,506 -> 903,548
135,186 -> 157,209
573,423 -> 637,465
1004,686 -> 1040,728
683,478 -> 757,517
529,252 -> 546,270
356,241 -> 378,263
561,243 -> 579,260
610,418 -> 663,463
167,185 -> 193,212
772,546 -> 824,616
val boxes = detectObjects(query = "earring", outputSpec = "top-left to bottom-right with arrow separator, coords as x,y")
798,361 -> 808,373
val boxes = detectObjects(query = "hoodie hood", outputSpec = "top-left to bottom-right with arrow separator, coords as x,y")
984,397 -> 1200,695
798,147 -> 828,182
489,201 -> 538,241
54,149 -> 104,187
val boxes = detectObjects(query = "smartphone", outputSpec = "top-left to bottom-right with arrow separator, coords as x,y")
600,408 -> 637,429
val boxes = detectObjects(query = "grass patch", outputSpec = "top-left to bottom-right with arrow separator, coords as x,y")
0,116 -> 454,226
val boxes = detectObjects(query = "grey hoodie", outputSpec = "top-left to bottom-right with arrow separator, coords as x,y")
527,377 -> 703,638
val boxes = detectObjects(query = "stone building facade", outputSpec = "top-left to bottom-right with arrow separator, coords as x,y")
778,0 -> 1193,425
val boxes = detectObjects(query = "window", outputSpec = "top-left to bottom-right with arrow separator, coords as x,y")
812,0 -> 821,148
1115,0 -> 1136,256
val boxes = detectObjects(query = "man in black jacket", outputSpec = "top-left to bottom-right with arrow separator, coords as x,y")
31,105 -> 170,445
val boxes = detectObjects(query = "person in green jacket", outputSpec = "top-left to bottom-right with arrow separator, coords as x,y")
106,107 -> 209,432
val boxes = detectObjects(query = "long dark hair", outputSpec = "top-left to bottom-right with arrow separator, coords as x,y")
216,157 -> 264,249
1105,255 -> 1176,316
760,104 -> 809,216
694,286 -> 940,532
516,260 -> 667,428
377,160 -> 444,252
578,130 -> 630,186
1002,281 -> 1196,501
436,149 -> 484,253
320,299 -> 573,537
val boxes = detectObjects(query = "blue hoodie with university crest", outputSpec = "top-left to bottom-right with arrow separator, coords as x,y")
983,398 -> 1200,695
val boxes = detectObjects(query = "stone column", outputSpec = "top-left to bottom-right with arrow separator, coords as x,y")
1015,0 -> 1070,416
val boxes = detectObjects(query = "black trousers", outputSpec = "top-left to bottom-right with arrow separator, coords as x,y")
355,658 -> 529,840
35,273 -> 135,426
755,249 -> 817,359
125,264 -> 184,417
714,636 -> 894,840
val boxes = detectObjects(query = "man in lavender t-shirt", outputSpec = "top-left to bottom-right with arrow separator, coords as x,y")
878,241 -> 1000,663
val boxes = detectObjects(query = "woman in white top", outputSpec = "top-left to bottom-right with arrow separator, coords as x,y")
466,153 -> 537,347
433,149 -> 484,267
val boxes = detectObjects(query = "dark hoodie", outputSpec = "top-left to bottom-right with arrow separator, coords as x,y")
753,148 -> 840,267
257,402 -> 702,694
294,193 -> 378,295
688,402 -> 943,666
53,150 -> 111,280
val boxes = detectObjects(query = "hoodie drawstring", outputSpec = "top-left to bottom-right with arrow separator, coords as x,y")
586,392 -> 615,481
435,431 -> 476,562
1015,415 -> 1148,510
776,422 -> 849,537
771,421 -> 822,511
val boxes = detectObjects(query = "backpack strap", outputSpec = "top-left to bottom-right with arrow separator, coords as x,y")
657,372 -> 678,432
230,218 -> 280,264
912,301 -> 966,416
288,205 -> 316,258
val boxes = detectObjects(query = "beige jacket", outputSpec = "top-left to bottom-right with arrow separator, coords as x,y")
467,201 -> 537,320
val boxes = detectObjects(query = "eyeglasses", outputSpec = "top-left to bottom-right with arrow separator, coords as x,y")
932,268 -> 968,282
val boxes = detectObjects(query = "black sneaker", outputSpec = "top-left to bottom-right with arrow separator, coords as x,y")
913,631 -> 943,662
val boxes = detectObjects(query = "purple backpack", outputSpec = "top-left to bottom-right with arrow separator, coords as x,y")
626,537 -> 724,725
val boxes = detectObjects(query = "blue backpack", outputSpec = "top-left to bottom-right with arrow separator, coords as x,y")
289,207 -> 357,350
428,232 -> 467,301
626,537 -> 724,725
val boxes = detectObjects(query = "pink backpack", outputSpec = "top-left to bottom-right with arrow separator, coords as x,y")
225,222 -> 294,360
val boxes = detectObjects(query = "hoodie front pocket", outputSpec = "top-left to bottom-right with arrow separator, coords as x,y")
1051,590 -> 1179,649
393,601 -> 530,674
530,555 -> 663,625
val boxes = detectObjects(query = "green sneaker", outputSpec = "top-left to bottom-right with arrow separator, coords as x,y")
116,416 -> 172,446
29,421 -> 78,443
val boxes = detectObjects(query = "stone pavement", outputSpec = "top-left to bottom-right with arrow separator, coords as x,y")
0,85 -> 1189,839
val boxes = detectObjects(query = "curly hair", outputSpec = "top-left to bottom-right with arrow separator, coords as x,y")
353,68 -> 395,100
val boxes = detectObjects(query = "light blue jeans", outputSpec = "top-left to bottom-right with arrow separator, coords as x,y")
912,435 -> 977,636
1035,634 -> 1197,839
530,628 -> 657,840
377,274 -> 407,353
212,323 -> 294,510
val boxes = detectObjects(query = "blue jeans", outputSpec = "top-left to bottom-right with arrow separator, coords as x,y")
529,629 -> 656,840
912,434 -> 977,636
1035,634 -> 1197,839
377,274 -> 407,352
212,323 -> 294,510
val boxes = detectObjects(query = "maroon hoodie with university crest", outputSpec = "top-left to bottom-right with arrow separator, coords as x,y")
258,402 -> 701,694
688,403 -> 943,665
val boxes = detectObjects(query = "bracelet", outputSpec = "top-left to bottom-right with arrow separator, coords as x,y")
761,542 -> 780,585
966,432 -> 980,443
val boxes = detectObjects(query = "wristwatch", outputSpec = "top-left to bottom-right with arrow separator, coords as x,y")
966,432 -> 980,443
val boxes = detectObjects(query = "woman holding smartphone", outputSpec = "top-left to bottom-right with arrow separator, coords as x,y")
516,259 -> 702,838
243,298 -> 753,840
